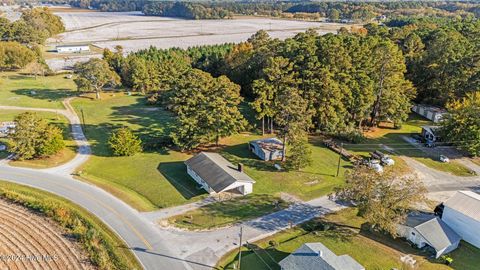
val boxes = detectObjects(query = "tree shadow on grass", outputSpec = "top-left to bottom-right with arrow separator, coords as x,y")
157,161 -> 206,200
12,88 -> 74,103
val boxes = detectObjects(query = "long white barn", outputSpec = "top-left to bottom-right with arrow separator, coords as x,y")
56,44 -> 90,53
442,191 -> 480,249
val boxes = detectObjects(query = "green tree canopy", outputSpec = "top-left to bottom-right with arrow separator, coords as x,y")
74,58 -> 120,99
441,92 -> 480,156
8,112 -> 65,160
108,127 -> 143,156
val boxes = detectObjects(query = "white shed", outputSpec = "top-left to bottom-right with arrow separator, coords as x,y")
56,44 -> 90,53
442,191 -> 480,249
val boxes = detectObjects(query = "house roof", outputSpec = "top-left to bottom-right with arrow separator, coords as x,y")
279,242 -> 364,270
410,215 -> 461,252
184,152 -> 255,193
250,137 -> 283,153
444,191 -> 480,222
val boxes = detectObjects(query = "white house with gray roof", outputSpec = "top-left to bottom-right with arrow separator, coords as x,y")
397,212 -> 461,258
441,191 -> 480,249
185,152 -> 255,195
279,242 -> 364,270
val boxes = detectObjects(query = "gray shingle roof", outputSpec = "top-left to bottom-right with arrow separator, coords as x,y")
278,242 -> 364,270
184,152 -> 254,193
444,191 -> 480,222
405,214 -> 461,252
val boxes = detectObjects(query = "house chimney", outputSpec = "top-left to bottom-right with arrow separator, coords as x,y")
318,250 -> 323,257
238,163 -> 244,172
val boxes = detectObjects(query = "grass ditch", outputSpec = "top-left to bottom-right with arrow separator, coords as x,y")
0,180 -> 142,270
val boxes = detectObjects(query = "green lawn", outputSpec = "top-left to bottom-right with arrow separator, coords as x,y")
345,114 -> 474,177
0,110 -> 76,168
167,194 -> 289,230
217,208 -> 480,270
71,93 -> 347,211
0,72 -> 76,109
71,93 -> 207,211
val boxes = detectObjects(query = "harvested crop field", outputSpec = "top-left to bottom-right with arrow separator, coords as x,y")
51,11 -> 345,52
0,199 -> 93,270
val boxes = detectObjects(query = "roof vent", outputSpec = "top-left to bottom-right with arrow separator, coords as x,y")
238,163 -> 244,172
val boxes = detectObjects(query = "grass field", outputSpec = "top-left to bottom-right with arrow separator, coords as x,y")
345,115 -> 474,177
0,110 -> 76,168
217,208 -> 480,270
167,194 -> 289,230
0,180 -> 142,270
0,72 -> 75,109
71,93 -> 347,211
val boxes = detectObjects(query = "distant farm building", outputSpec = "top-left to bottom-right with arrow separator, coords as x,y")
412,104 -> 447,123
0,122 -> 16,137
441,191 -> 480,249
279,242 -> 364,270
249,138 -> 284,161
397,212 -> 460,258
185,152 -> 255,195
56,44 -> 90,53
421,126 -> 441,142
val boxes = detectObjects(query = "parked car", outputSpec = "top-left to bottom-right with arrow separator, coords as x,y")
370,150 -> 395,166
367,159 -> 384,173
440,155 -> 450,163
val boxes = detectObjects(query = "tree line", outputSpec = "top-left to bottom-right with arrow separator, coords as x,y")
0,7 -> 64,71
73,17 -> 479,164
68,0 -> 480,21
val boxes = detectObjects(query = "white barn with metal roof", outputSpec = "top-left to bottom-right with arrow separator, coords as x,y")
441,191 -> 480,249
185,152 -> 255,195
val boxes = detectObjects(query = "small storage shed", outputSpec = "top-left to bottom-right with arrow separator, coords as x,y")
397,212 -> 461,258
185,152 -> 255,195
442,191 -> 480,249
249,137 -> 284,161
421,126 -> 441,142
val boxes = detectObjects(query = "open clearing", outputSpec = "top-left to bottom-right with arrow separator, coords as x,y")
51,11 -> 345,52
0,199 -> 92,270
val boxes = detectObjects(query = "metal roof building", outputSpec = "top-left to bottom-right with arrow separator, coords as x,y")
279,242 -> 364,270
184,152 -> 255,195
398,212 -> 461,258
442,191 -> 480,249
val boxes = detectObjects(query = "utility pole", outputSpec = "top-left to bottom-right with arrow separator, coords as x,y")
81,108 -> 86,133
238,226 -> 243,270
336,143 -> 343,177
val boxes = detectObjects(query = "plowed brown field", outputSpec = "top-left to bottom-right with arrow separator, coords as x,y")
0,199 -> 94,270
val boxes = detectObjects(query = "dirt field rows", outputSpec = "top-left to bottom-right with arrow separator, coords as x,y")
0,199 -> 93,270
51,11 -> 344,52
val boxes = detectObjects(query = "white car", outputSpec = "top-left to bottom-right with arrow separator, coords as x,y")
381,156 -> 395,166
440,155 -> 450,163
369,160 -> 384,173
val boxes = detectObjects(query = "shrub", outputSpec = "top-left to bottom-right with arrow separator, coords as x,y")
108,127 -> 142,156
